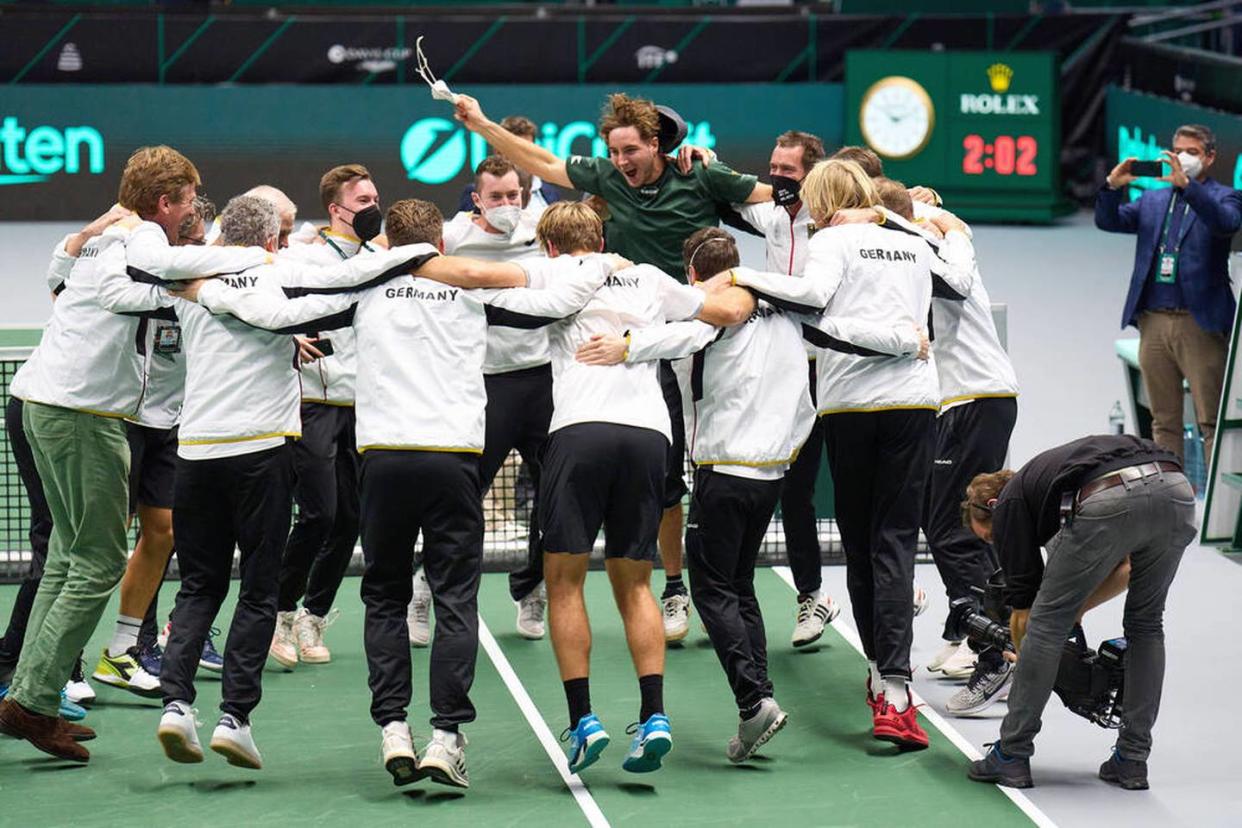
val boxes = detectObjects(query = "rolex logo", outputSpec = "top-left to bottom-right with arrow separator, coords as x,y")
987,63 -> 1013,93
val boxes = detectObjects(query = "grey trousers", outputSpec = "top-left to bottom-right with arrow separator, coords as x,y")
999,470 -> 1196,761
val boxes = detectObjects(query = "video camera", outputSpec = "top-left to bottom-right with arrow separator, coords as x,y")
945,571 -> 1128,729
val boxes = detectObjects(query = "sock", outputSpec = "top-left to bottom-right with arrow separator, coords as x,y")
564,677 -> 591,730
435,724 -> 459,734
638,674 -> 664,722
108,615 -> 143,657
740,701 -> 762,721
661,575 -> 686,599
796,589 -> 820,605
868,661 -> 882,695
883,676 -> 909,712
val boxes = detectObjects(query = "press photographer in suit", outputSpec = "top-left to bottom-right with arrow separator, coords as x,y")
1095,124 -> 1242,465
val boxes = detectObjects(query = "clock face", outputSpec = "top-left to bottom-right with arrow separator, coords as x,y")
859,76 -> 935,160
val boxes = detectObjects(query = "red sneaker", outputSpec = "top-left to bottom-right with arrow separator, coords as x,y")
872,692 -> 929,750
865,675 -> 884,713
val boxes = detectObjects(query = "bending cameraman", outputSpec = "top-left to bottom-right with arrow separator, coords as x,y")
962,434 -> 1195,790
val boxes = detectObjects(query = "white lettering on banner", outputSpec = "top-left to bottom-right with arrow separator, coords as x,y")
959,94 -> 1041,116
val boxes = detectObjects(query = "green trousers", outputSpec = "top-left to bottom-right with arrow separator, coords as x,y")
9,402 -> 130,717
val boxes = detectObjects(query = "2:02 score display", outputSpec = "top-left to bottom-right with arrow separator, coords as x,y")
962,134 -> 1038,176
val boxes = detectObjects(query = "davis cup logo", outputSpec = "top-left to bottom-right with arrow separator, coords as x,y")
400,117 -> 468,184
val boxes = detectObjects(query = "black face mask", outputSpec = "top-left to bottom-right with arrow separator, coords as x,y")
337,203 -> 383,243
771,175 -> 801,207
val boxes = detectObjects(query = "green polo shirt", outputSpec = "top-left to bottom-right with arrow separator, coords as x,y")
565,155 -> 758,281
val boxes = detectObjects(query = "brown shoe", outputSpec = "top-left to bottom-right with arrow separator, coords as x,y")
60,719 -> 96,742
0,698 -> 90,762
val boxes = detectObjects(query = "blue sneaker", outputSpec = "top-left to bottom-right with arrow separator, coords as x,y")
59,690 -> 87,722
561,713 -> 610,774
621,714 -> 672,773
199,628 -> 223,674
138,640 -> 163,678
0,681 -> 7,700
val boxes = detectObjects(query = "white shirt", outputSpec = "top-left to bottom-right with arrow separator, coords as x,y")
537,260 -> 705,442
442,211 -> 550,374
624,301 -> 814,480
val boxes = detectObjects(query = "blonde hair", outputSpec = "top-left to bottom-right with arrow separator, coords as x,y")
117,146 -> 200,217
536,201 -> 603,255
800,159 -> 879,225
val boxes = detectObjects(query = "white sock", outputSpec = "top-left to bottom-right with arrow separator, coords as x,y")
108,615 -> 143,657
868,661 -> 882,694
883,676 -> 910,712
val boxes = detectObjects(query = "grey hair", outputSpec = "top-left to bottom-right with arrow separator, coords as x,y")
177,194 -> 216,240
220,195 -> 280,248
1173,124 -> 1216,154
244,184 -> 297,221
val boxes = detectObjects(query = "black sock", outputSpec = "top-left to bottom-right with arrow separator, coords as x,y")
638,674 -> 664,722
564,677 -> 591,730
740,701 -> 762,721
662,575 -> 686,599
437,723 -> 459,733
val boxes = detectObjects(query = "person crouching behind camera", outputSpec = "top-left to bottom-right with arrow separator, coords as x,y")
962,434 -> 1196,790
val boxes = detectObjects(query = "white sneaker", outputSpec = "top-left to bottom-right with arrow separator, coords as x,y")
157,700 -> 204,764
662,593 -> 691,643
381,720 -> 420,786
210,713 -> 262,769
946,659 -> 1013,716
913,584 -> 929,617
791,592 -> 840,648
64,661 -> 95,706
419,728 -> 469,789
939,640 -> 979,680
294,607 -> 338,664
727,697 -> 789,763
269,610 -> 298,669
515,583 -> 547,640
408,570 -> 432,648
926,640 -> 964,673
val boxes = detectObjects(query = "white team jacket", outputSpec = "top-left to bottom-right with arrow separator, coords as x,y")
193,250 -> 610,453
625,302 -> 814,476
539,261 -> 706,441
908,204 -> 1019,407
442,211 -> 550,375
731,223 -> 976,414
280,231 -> 372,406
12,221 -> 269,418
734,200 -> 819,359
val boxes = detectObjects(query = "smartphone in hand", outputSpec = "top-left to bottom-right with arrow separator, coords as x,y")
1130,160 -> 1164,178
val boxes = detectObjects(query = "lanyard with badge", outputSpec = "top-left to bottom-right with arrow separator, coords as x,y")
1155,193 -> 1191,284
319,229 -> 373,261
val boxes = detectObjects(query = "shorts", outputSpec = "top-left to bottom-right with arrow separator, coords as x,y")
659,360 -> 689,508
540,422 -> 665,561
127,422 -> 178,512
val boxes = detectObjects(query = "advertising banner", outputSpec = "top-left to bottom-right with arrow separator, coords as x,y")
0,83 -> 843,220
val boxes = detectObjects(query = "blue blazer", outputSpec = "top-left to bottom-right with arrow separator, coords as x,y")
1095,177 -> 1242,333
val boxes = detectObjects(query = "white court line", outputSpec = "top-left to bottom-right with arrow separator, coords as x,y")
477,616 -> 611,828
771,566 -> 1057,828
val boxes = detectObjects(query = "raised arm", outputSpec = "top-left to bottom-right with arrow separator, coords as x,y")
1182,178 -> 1242,236
925,215 -> 976,300
453,95 -> 573,189
190,280 -> 357,334
274,245 -> 441,293
96,239 -> 175,315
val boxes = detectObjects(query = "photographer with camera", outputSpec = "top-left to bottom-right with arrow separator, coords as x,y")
962,434 -> 1196,790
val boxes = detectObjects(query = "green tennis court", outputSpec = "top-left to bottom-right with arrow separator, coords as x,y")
0,570 -> 1030,826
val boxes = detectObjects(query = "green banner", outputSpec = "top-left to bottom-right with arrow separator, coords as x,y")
0,83 -> 843,220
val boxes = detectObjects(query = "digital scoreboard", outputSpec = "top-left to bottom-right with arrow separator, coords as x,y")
846,50 -> 1073,222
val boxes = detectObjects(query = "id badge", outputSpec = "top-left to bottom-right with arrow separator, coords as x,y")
154,325 -> 182,355
1155,252 -> 1178,284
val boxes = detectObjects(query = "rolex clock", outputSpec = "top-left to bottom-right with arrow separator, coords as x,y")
859,76 -> 935,160
846,50 -> 1071,222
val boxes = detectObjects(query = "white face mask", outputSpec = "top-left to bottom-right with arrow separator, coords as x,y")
482,204 -> 522,235
1176,151 -> 1203,180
